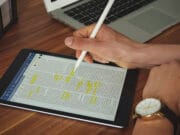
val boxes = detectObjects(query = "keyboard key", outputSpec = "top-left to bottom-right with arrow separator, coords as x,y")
79,16 -> 91,23
73,14 -> 84,20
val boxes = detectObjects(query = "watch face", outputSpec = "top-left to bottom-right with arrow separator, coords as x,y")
135,98 -> 161,116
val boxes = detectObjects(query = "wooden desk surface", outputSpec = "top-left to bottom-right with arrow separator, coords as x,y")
0,0 -> 180,135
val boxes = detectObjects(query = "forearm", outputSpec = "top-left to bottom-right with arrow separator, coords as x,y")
132,118 -> 174,135
138,44 -> 180,68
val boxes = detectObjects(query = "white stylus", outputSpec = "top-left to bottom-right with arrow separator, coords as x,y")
73,0 -> 115,72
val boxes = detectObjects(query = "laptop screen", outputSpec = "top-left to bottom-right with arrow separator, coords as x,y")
44,0 -> 80,12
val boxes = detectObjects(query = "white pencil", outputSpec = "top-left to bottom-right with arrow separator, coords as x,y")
73,0 -> 115,72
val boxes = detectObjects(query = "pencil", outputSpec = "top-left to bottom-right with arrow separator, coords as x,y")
73,0 -> 115,72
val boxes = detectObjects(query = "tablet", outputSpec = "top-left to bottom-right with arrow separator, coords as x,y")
0,49 -> 138,128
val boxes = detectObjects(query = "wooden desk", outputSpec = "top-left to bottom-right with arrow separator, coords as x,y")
0,0 -> 180,135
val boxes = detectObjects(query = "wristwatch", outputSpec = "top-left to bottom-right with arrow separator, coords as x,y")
133,98 -> 177,131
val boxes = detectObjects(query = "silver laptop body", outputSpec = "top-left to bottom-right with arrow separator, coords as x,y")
44,0 -> 180,43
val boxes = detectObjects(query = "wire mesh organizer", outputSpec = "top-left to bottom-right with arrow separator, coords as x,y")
0,0 -> 17,38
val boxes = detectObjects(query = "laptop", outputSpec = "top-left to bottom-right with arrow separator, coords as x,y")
43,0 -> 180,43
0,49 -> 138,128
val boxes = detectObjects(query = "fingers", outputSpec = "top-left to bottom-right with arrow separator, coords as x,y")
76,50 -> 109,64
65,36 -> 103,54
73,24 -> 110,39
91,54 -> 109,63
73,24 -> 96,38
76,51 -> 93,63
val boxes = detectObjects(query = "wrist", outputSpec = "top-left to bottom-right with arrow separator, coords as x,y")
135,45 -> 160,68
133,118 -> 174,135
140,44 -> 180,67
128,43 -> 152,68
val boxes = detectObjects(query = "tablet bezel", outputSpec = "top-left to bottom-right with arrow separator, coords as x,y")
0,49 -> 138,128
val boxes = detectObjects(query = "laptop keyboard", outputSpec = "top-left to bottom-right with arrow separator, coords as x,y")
64,0 -> 156,25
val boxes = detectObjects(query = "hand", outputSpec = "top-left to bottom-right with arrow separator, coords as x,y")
143,61 -> 180,115
65,24 -> 180,69
64,24 -> 144,68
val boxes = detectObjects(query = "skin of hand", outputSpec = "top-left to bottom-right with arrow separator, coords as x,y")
64,24 -> 145,68
65,24 -> 180,69
142,61 -> 180,116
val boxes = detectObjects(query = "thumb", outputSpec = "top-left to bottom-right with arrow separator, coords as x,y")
65,36 -> 102,53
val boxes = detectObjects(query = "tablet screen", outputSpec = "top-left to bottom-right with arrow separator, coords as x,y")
0,52 -> 127,121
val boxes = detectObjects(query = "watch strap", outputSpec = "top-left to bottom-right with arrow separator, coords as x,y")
161,104 -> 177,134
